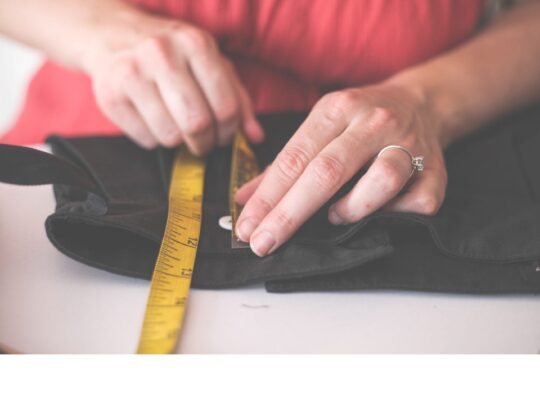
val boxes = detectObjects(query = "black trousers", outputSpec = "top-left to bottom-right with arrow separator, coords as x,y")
1,106 -> 540,294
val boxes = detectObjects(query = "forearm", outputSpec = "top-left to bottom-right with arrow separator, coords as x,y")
389,1 -> 540,147
0,0 -> 153,70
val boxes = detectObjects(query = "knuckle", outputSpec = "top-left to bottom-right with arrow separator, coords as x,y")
273,209 -> 296,231
115,58 -> 140,83
275,146 -> 311,181
310,154 -> 345,190
184,115 -> 213,137
372,107 -> 397,130
139,36 -> 172,69
249,195 -> 274,216
215,101 -> 240,124
324,91 -> 357,109
363,107 -> 398,139
318,91 -> 355,124
416,194 -> 440,215
373,158 -> 404,193
179,28 -> 216,54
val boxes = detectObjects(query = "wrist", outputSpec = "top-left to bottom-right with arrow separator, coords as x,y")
80,6 -> 147,74
386,68 -> 465,149
80,4 -> 187,76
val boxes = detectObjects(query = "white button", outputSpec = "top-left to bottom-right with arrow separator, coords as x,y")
219,215 -> 233,231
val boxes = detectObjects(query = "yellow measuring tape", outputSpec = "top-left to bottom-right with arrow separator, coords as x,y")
137,132 -> 258,354
137,145 -> 205,354
229,133 -> 261,248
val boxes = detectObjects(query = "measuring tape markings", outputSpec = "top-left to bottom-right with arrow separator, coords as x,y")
137,146 -> 205,354
137,132 -> 259,353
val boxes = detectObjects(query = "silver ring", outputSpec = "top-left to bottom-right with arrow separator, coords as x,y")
376,145 -> 424,177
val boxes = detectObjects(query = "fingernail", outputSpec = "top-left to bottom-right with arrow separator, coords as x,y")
236,218 -> 257,242
250,230 -> 276,257
328,209 -> 345,225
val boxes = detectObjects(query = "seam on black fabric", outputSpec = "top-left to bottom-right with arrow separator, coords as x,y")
193,244 -> 394,288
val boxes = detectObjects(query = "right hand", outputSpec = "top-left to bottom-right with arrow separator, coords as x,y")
83,14 -> 264,154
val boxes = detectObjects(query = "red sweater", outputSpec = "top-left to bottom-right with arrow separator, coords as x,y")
2,0 -> 484,145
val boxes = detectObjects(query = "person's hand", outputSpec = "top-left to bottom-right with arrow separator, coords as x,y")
83,13 -> 263,154
234,82 -> 448,256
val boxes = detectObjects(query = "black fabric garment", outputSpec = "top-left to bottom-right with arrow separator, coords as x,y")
1,108 -> 540,294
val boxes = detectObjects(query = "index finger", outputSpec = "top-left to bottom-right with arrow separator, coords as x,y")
248,127 -> 375,256
234,99 -> 349,242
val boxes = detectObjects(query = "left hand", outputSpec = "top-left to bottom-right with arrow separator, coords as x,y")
234,82 -> 448,257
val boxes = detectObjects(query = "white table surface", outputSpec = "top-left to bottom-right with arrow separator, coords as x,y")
1,37 -> 540,354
